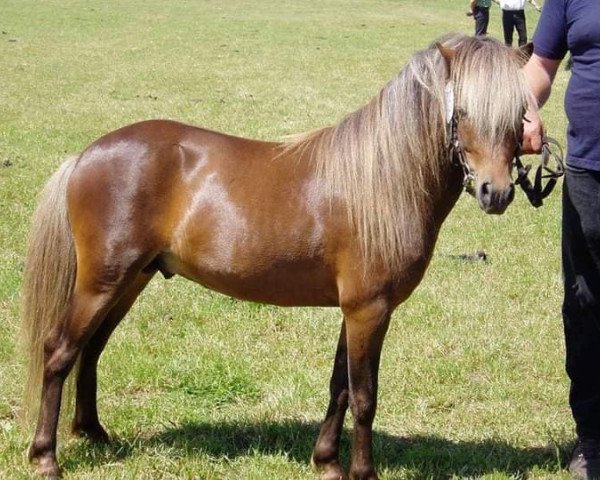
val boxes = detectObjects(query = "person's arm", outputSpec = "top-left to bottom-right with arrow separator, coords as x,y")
524,53 -> 560,107
469,0 -> 477,14
521,53 -> 561,153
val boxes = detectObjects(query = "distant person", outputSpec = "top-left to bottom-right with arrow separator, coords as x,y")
468,0 -> 491,36
498,0 -> 541,46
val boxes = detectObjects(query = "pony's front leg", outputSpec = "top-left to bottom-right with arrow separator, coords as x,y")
345,299 -> 391,480
313,319 -> 350,480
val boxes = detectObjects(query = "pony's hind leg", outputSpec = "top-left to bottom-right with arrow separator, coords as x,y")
71,271 -> 155,442
312,319 -> 350,480
28,262 -> 150,477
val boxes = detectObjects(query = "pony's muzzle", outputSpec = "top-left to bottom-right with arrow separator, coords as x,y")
477,180 -> 515,214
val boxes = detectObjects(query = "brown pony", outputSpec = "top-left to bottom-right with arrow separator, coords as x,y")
22,34 -> 530,479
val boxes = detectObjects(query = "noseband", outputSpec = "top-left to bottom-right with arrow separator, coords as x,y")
447,112 -> 565,207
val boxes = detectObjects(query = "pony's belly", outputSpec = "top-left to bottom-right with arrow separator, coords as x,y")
160,252 -> 339,307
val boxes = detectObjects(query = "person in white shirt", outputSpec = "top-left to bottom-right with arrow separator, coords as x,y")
497,0 -> 540,46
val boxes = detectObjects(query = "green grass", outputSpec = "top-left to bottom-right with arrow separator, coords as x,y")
0,0 -> 574,478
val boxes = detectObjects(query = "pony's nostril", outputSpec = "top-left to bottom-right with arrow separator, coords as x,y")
480,181 -> 492,199
478,181 -> 514,214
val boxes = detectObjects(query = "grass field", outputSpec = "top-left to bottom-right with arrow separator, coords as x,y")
0,1 -> 574,478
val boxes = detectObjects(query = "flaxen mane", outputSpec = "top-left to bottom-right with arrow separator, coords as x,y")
287,34 -> 529,272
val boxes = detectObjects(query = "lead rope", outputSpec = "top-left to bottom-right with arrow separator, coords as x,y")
514,136 -> 565,207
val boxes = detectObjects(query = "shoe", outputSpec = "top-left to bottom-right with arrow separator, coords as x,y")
570,438 -> 600,479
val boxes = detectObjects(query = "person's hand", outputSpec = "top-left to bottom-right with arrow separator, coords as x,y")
521,104 -> 544,154
466,11 -> 474,16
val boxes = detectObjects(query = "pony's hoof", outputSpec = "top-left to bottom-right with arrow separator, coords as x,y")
349,467 -> 378,480
71,423 -> 110,443
313,459 -> 348,480
321,467 -> 348,480
36,464 -> 61,479
30,455 -> 61,478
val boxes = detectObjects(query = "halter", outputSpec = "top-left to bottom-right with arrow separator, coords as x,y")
447,110 -> 565,207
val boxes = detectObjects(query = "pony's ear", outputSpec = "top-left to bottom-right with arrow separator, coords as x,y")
520,42 -> 534,59
435,42 -> 456,76
514,42 -> 534,66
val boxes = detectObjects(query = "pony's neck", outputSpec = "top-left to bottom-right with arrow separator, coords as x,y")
314,55 -> 454,271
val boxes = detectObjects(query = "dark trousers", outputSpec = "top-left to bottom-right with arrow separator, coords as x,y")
473,6 -> 490,36
502,9 -> 527,46
563,167 -> 600,439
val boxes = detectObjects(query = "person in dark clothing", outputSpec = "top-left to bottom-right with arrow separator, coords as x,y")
522,1 -> 600,478
468,0 -> 491,36
498,0 -> 540,46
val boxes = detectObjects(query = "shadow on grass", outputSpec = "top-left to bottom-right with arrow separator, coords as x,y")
60,419 -> 568,477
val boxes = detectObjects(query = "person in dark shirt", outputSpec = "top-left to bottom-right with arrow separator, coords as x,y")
522,1 -> 600,478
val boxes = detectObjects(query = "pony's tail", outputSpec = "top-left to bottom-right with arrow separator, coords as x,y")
21,157 -> 78,426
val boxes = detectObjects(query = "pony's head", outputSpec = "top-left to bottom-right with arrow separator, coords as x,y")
437,35 -> 531,214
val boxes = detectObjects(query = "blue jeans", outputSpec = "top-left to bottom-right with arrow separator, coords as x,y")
563,166 -> 600,439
